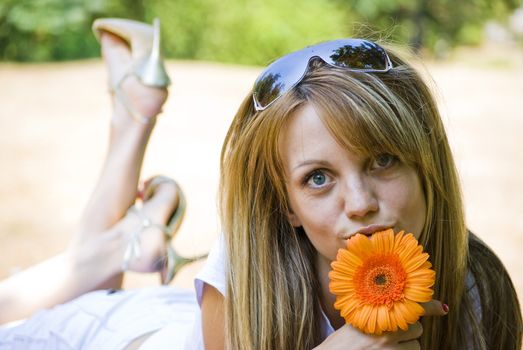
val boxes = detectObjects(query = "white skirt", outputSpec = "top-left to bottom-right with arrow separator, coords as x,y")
0,286 -> 200,350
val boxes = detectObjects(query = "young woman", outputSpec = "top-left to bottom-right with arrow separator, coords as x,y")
0,19 -> 521,349
213,40 -> 522,349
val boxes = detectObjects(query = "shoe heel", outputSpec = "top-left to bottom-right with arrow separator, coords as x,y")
163,246 -> 208,285
135,18 -> 171,87
92,17 -> 171,88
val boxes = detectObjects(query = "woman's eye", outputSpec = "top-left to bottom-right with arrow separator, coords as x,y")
305,170 -> 330,188
372,154 -> 397,169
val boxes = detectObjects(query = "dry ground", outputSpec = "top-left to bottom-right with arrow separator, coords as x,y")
0,46 -> 522,309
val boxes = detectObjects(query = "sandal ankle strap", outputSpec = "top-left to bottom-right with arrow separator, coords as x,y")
121,205 -> 168,271
111,72 -> 159,125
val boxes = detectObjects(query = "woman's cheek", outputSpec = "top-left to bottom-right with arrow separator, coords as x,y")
303,216 -> 340,260
382,173 -> 426,239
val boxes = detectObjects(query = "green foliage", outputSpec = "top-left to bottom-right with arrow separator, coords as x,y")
0,0 -> 102,61
150,0 -> 350,65
341,0 -> 521,51
0,0 -> 520,63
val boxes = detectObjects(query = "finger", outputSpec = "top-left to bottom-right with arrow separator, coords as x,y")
393,321 -> 423,343
421,299 -> 448,317
396,339 -> 420,350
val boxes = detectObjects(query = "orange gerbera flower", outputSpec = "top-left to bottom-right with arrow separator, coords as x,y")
329,229 -> 435,335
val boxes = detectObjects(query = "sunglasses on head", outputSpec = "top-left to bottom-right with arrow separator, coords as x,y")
252,38 -> 393,111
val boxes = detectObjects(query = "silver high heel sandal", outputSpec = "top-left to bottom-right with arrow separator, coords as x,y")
122,176 -> 208,285
92,18 -> 170,124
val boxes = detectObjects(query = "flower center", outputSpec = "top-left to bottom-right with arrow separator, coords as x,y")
354,253 -> 407,308
374,273 -> 387,285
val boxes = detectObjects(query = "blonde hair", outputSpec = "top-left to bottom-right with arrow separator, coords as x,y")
219,51 -> 522,349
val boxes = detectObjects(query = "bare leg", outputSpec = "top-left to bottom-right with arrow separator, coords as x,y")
76,31 -> 167,239
0,30 -> 173,324
72,32 -> 169,288
0,181 -> 179,325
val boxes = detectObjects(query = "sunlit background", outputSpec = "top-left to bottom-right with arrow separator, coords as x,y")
1,0 -> 522,312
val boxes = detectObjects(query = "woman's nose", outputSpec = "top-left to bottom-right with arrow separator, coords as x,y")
342,176 -> 379,219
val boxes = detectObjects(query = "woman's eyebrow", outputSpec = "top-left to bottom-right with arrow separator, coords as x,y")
292,159 -> 332,172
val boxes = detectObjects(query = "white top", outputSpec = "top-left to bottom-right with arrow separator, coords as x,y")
0,286 -> 199,350
140,234 -> 228,349
140,234 -> 334,349
0,237 -> 229,350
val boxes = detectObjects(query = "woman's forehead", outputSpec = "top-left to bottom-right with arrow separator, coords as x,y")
278,96 -> 414,165
279,104 -> 357,170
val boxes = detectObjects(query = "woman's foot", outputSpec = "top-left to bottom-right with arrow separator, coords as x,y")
100,32 -> 168,128
68,178 -> 182,291
118,178 -> 180,276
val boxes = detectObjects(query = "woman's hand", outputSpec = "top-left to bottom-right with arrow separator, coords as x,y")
314,300 -> 448,349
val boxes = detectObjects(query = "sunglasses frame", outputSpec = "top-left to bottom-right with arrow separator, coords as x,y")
252,38 -> 393,111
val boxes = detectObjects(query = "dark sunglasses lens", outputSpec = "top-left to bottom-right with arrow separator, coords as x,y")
253,52 -> 308,110
322,40 -> 389,70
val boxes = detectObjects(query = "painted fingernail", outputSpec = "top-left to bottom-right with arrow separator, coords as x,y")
442,303 -> 449,313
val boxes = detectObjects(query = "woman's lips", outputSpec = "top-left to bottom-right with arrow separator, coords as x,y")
344,224 -> 393,239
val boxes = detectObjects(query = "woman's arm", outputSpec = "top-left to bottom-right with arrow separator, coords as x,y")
201,283 -> 226,350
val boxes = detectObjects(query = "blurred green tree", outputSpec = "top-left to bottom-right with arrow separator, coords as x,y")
148,0 -> 350,65
1,0 -> 98,61
0,0 -> 147,61
0,0 -> 520,63
340,0 -> 521,53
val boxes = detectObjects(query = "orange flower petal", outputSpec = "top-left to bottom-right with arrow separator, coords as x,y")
329,281 -> 355,294
403,252 -> 430,273
388,307 -> 399,332
403,299 -> 425,321
404,285 -> 434,302
356,304 -> 373,330
377,304 -> 390,333
348,234 -> 374,260
367,307 -> 378,334
371,228 -> 394,253
340,298 -> 360,318
407,268 -> 435,280
406,275 -> 435,290
336,248 -> 361,268
392,304 -> 409,331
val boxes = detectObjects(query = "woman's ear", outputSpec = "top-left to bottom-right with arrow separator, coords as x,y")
287,209 -> 302,228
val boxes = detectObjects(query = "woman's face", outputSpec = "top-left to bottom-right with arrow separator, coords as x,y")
280,103 -> 426,268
